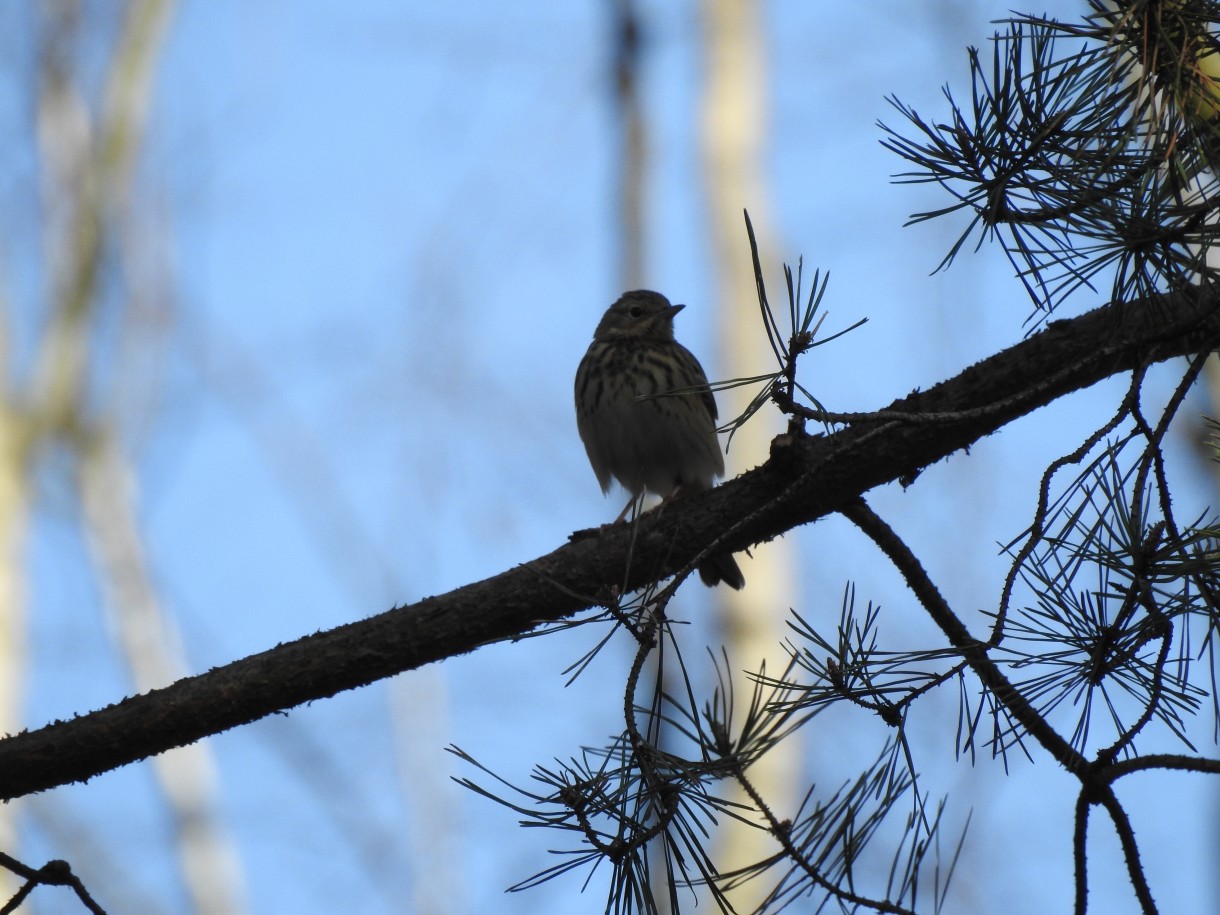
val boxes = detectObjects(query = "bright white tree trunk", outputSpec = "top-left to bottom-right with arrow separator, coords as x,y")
699,0 -> 800,909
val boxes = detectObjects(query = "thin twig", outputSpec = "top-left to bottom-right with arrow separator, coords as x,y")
992,367 -> 1145,644
728,759 -> 917,915
1095,787 -> 1160,915
1073,790 -> 1090,915
843,498 -> 1089,775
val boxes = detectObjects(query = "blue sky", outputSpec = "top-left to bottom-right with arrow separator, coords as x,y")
1,2 -> 1217,913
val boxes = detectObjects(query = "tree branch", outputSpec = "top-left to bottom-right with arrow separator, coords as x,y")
1,284 -> 1218,800
1096,786 -> 1160,915
841,498 -> 1088,774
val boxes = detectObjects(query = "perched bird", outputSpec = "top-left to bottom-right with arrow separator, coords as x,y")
574,289 -> 745,589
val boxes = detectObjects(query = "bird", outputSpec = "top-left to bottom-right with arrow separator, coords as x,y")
574,289 -> 745,589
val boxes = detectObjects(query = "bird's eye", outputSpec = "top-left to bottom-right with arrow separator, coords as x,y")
628,306 -> 643,318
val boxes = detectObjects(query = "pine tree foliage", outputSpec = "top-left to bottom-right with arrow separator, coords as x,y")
456,5 -> 1220,913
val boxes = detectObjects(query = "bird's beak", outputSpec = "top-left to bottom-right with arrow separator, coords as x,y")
666,304 -> 685,317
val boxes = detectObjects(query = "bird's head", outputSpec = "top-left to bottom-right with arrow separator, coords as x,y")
592,290 -> 684,342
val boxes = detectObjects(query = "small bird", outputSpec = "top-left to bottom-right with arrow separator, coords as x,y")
574,290 -> 745,589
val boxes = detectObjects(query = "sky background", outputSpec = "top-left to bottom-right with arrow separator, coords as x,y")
0,1 -> 1217,913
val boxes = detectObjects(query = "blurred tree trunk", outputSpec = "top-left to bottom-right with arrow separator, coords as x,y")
699,0 -> 800,909
18,3 -> 249,912
613,0 -> 646,291
0,407 -> 29,898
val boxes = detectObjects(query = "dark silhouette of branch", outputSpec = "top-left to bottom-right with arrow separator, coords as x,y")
0,283 -> 1218,801
727,755 -> 916,915
1073,791 -> 1090,915
1101,753 -> 1220,779
992,366 -> 1145,643
1095,786 -> 1158,915
0,852 -> 105,915
842,498 -> 1089,772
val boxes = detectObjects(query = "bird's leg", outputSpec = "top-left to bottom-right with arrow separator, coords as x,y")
614,491 -> 646,524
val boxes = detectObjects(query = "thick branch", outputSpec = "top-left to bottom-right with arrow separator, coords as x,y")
1,285 -> 1218,800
